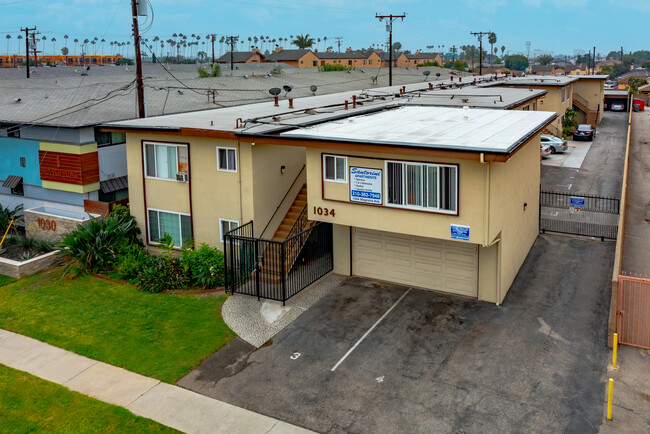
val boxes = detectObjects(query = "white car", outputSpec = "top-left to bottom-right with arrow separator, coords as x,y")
541,144 -> 552,158
541,134 -> 569,153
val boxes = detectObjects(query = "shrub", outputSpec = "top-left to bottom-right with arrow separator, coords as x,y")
198,64 -> 221,77
416,61 -> 440,67
137,255 -> 189,293
318,63 -> 351,72
57,211 -> 141,274
0,204 -> 23,235
113,243 -> 151,283
181,243 -> 225,288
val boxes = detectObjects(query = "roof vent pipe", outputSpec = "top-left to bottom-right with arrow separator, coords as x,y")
352,95 -> 357,108
463,106 -> 469,120
344,100 -> 349,110
428,82 -> 433,90
274,96 -> 279,107
289,98 -> 294,109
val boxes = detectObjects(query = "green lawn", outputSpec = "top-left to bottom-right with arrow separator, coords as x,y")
0,274 -> 15,287
0,364 -> 178,433
0,269 -> 234,383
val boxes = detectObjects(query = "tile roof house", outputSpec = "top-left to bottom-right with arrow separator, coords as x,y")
316,49 -> 382,68
216,48 -> 264,64
397,51 -> 443,67
264,47 -> 319,68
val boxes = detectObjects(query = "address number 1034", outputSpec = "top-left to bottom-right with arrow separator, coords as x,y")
313,206 -> 335,217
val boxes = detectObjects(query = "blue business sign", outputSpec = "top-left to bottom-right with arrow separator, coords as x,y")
570,196 -> 585,209
450,224 -> 470,241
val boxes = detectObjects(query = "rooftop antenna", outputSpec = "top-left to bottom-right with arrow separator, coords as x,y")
310,85 -> 317,95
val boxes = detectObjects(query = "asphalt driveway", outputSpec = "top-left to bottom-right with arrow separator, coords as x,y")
180,235 -> 614,433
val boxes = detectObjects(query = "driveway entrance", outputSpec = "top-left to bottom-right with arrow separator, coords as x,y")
180,235 -> 613,433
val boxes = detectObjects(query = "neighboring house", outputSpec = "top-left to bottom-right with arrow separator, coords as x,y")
264,47 -> 319,68
568,75 -> 608,125
529,65 -> 556,76
397,51 -> 443,67
565,64 -> 588,76
595,59 -> 619,73
378,51 -> 401,68
617,69 -> 650,89
316,49 -> 381,68
216,48 -> 264,64
104,81 -> 557,305
484,76 -> 580,135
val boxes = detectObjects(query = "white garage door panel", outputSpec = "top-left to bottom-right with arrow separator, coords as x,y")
353,228 -> 478,297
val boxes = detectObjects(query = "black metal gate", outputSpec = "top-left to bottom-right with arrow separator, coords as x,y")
539,190 -> 619,240
224,221 -> 333,304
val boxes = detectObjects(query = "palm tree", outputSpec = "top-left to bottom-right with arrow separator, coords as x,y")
501,45 -> 505,58
323,36 -> 327,50
488,32 -> 497,66
74,38 -> 79,55
5,34 -> 11,55
292,34 -> 315,49
64,34 -> 69,47
17,34 -> 22,54
317,37 -> 321,50
101,38 -> 105,53
61,46 -> 69,56
51,37 -> 56,55
91,39 -> 96,54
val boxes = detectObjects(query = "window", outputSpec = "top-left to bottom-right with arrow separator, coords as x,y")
561,86 -> 565,102
533,101 -> 537,110
313,60 -> 317,66
148,209 -> 192,247
219,219 -> 240,242
523,105 -> 530,111
369,59 -> 372,65
363,60 -> 367,65
217,147 -> 237,172
386,161 -> 457,213
323,155 -> 347,183
144,142 -> 188,180
96,128 -> 126,146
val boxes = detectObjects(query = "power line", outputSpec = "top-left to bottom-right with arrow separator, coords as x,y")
375,13 -> 406,86
470,31 -> 490,75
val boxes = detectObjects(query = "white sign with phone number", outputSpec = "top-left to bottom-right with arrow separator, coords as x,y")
350,167 -> 382,205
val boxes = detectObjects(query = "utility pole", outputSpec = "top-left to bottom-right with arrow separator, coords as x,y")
31,30 -> 40,68
375,13 -> 406,86
226,36 -> 238,71
592,46 -> 596,75
333,36 -> 343,53
130,0 -> 145,118
450,45 -> 457,71
21,27 -> 36,78
620,46 -> 623,61
470,31 -> 490,76
210,34 -> 217,64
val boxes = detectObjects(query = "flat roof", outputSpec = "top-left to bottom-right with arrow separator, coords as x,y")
404,86 -> 546,109
604,89 -> 629,96
569,74 -> 609,80
277,106 -> 557,154
484,75 -> 579,87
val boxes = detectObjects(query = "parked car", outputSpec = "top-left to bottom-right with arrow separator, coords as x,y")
541,134 -> 568,153
541,143 -> 552,158
573,124 -> 596,141
611,103 -> 625,111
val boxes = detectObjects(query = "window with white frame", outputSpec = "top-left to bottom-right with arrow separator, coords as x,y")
147,209 -> 192,247
219,219 -> 240,242
385,161 -> 457,213
144,142 -> 188,180
323,155 -> 347,183
217,147 -> 237,172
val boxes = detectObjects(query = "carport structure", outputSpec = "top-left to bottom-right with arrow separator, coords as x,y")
604,89 -> 630,111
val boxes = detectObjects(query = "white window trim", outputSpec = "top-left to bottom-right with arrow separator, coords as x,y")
143,141 -> 188,182
216,147 -> 238,173
322,154 -> 348,183
219,218 -> 240,242
147,207 -> 192,248
384,160 -> 458,215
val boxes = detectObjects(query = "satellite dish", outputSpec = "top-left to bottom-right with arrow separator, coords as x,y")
310,85 -> 317,95
436,72 -> 441,77
269,87 -> 281,96
283,85 -> 293,93
423,70 -> 431,76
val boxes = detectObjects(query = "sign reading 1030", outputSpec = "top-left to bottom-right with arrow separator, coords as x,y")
349,167 -> 382,205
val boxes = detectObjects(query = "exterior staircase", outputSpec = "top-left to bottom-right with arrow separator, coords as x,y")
573,93 -> 598,126
257,184 -> 314,284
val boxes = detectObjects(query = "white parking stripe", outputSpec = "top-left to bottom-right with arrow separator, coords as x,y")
330,288 -> 411,372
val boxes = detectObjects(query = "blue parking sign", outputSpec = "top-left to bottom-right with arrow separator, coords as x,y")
570,196 -> 585,209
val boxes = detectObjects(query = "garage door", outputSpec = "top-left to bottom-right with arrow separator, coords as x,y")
352,228 -> 478,297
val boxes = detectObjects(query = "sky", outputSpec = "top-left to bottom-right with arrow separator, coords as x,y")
0,0 -> 645,58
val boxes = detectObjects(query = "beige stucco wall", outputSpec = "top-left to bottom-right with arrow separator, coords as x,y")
572,78 -> 605,124
251,144 -> 306,237
306,149 -> 486,244
487,134 -> 541,303
125,133 -> 249,249
506,84 -> 572,134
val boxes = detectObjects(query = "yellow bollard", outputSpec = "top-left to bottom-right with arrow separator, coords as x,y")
607,378 -> 614,420
612,333 -> 618,369
0,218 -> 13,249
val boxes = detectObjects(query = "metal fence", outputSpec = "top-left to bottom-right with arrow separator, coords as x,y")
617,273 -> 650,349
539,190 -> 620,240
224,221 -> 333,304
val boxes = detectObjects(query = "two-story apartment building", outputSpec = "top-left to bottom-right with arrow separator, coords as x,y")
105,81 -> 556,305
569,75 -> 607,125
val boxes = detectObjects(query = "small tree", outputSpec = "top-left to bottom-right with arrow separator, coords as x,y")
628,77 -> 648,94
537,54 -> 553,65
505,54 -> 529,71
61,46 -> 69,56
488,32 -> 496,66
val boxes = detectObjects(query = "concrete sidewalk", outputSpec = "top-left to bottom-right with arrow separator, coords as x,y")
0,328 -> 312,434
621,112 -> 650,274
